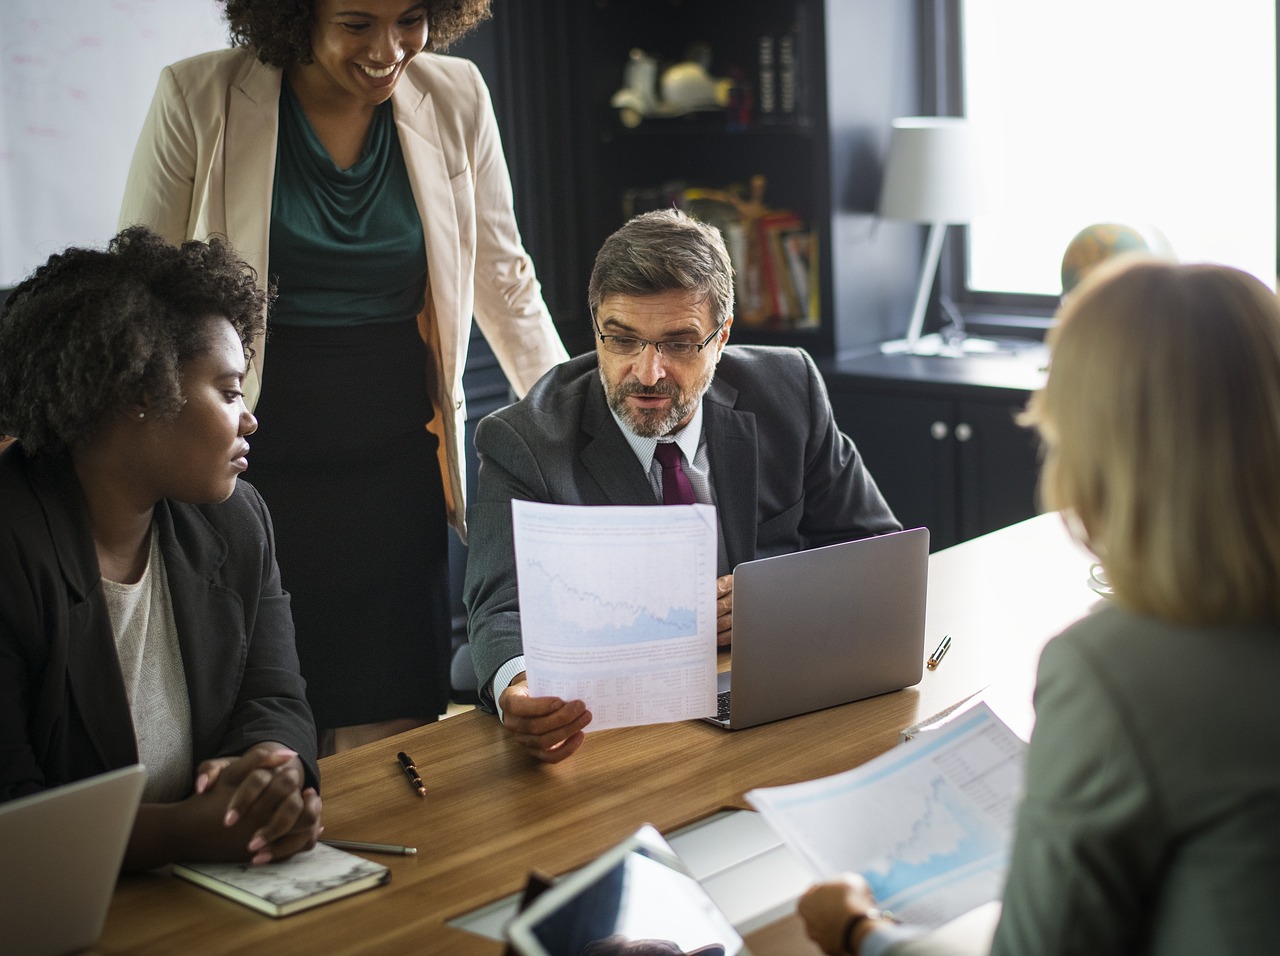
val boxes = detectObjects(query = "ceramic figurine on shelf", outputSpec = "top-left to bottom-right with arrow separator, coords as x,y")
611,45 -> 733,127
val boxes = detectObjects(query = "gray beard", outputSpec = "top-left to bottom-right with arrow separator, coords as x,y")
601,370 -> 710,438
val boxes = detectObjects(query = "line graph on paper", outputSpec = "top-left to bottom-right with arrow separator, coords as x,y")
859,769 -> 1003,902
747,705 -> 1026,927
510,501 -> 717,651
831,718 -> 1021,907
519,545 -> 701,646
509,501 -> 719,730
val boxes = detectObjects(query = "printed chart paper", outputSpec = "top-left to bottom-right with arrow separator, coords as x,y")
747,703 -> 1025,928
513,500 -> 718,731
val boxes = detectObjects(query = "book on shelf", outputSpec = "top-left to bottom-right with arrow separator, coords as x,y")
778,34 -> 796,114
172,841 -> 390,918
758,20 -> 805,126
758,210 -> 804,322
757,35 -> 776,117
782,228 -> 820,326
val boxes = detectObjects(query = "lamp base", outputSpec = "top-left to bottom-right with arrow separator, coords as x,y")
879,332 -> 1045,360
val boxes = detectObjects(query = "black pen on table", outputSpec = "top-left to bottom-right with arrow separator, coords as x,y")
927,634 -> 952,669
321,838 -> 417,856
398,750 -> 426,797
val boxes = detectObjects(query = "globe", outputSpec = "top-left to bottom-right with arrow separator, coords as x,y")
1060,223 -> 1174,294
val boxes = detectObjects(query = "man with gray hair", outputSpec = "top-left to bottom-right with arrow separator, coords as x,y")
465,209 -> 899,762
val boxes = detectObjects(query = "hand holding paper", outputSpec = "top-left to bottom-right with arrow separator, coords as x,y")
748,703 -> 1025,929
513,501 -> 719,731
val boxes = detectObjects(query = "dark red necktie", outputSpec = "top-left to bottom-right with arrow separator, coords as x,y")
654,442 -> 697,505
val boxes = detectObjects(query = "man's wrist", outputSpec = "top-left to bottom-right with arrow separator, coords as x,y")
842,909 -> 895,955
492,656 -> 527,722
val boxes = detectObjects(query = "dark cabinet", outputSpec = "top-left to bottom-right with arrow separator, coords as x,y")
824,351 -> 1046,551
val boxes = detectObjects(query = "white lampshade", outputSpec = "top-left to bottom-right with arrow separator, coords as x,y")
878,117 -> 985,224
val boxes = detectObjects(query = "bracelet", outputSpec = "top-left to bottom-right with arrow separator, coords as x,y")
841,908 -> 896,955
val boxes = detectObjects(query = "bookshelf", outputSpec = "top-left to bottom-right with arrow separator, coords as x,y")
487,0 -> 925,357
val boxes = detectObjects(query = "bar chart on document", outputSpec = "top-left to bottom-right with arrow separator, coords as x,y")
748,703 -> 1026,928
511,500 -> 720,730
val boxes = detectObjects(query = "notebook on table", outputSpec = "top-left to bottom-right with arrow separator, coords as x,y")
172,840 -> 390,918
706,526 -> 929,730
0,764 -> 146,956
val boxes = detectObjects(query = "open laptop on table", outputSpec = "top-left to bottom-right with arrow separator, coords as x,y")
706,526 -> 929,730
1,764 -> 146,956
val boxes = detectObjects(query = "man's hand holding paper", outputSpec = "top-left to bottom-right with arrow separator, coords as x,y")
513,500 -> 720,733
498,676 -> 591,764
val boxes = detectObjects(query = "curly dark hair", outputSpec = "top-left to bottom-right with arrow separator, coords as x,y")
223,0 -> 493,68
0,227 -> 268,457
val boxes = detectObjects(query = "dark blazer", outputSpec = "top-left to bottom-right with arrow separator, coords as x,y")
464,346 -> 901,707
0,446 -> 319,801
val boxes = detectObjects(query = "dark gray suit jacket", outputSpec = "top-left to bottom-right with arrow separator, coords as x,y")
0,446 -> 319,801
464,346 -> 900,708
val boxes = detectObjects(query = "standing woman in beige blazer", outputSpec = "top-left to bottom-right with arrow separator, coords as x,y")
120,0 -> 567,753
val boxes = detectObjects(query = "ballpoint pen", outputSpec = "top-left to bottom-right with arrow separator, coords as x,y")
397,751 -> 426,797
927,634 -> 952,669
321,838 -> 417,856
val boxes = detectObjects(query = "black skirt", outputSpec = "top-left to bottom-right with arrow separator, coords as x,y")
245,319 -> 450,728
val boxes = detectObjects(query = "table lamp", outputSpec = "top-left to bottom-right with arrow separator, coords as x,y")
878,117 -> 986,355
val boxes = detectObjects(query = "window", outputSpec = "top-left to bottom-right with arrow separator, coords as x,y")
951,1 -> 1277,316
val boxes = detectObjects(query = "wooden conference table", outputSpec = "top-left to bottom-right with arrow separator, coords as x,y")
96,513 -> 1100,955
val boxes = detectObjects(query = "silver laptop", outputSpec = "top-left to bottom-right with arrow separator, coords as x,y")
707,527 -> 929,730
1,764 -> 146,956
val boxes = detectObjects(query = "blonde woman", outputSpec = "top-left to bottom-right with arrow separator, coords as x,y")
799,258 -> 1280,955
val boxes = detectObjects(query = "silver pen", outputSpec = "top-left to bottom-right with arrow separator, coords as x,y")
321,838 -> 417,856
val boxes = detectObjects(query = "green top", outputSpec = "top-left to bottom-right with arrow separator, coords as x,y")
268,81 -> 427,327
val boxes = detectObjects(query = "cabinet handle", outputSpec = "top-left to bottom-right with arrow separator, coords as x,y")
930,421 -> 949,441
955,422 -> 973,442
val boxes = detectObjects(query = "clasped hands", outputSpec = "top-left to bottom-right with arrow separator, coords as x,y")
184,741 -> 321,865
498,574 -> 734,763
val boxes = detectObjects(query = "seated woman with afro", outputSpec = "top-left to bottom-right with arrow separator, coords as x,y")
0,226 -> 322,870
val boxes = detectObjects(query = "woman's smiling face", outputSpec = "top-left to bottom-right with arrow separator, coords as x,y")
302,0 -> 429,107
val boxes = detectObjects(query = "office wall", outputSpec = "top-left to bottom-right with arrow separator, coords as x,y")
0,1 -> 226,286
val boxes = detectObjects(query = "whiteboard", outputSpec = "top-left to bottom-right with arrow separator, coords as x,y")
0,1 -> 228,286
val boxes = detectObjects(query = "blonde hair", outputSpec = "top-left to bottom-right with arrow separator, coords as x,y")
1023,256 -> 1280,625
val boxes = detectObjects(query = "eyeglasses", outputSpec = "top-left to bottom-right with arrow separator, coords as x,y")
591,313 -> 727,361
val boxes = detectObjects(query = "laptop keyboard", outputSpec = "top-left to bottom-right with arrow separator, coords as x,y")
716,690 -> 732,721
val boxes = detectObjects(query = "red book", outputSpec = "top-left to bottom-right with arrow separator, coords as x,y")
757,211 -> 803,320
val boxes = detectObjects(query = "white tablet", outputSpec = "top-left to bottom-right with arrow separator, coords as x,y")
506,824 -> 745,956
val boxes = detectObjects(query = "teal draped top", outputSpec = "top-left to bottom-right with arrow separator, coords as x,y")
268,81 -> 427,327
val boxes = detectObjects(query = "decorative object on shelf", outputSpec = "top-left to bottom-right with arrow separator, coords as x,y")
610,46 -> 732,128
1060,222 -> 1174,294
877,117 -> 989,357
